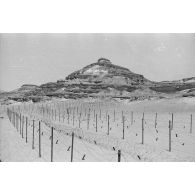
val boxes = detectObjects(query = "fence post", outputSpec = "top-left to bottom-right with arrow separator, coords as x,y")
22,116 -> 24,138
67,109 -> 69,124
71,132 -> 74,162
12,112 -> 15,127
39,121 -> 41,158
79,112 -> 81,128
95,114 -> 97,132
141,116 -> 144,144
73,108 -> 75,126
16,113 -> 18,131
171,113 -> 174,130
122,115 -> 125,139
107,114 -> 110,135
17,113 -> 19,131
51,127 -> 54,162
87,113 -> 89,130
169,120 -> 172,152
131,111 -> 133,125
32,120 -> 35,149
190,114 -> 192,133
155,112 -> 157,128
26,117 -> 28,143
20,113 -> 21,135
118,150 -> 121,162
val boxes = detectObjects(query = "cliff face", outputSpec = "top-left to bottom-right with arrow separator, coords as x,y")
1,58 -> 195,103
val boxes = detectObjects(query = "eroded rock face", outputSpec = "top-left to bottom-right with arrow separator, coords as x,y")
66,58 -> 150,85
1,58 -> 195,103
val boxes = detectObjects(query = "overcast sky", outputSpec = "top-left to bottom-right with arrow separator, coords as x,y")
0,33 -> 195,91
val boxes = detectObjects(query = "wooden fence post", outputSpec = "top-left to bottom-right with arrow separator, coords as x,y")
141,116 -> 144,144
122,115 -> 125,139
12,112 -> 15,127
73,108 -> 75,126
67,109 -> 70,124
118,150 -> 121,162
155,112 -> 157,129
20,113 -> 21,135
39,121 -> 41,158
87,113 -> 89,130
107,114 -> 110,135
190,114 -> 192,133
26,117 -> 28,143
16,113 -> 18,131
22,116 -> 24,138
171,113 -> 174,130
71,132 -> 74,162
96,114 -> 98,132
79,112 -> 81,128
59,109 -> 60,122
17,113 -> 19,131
51,127 -> 54,162
32,120 -> 35,149
169,120 -> 172,152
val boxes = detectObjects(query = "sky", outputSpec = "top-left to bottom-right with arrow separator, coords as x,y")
0,33 -> 195,91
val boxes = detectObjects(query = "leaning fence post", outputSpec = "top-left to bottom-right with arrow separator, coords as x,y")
51,127 -> 54,162
32,120 -> 35,149
118,150 -> 121,162
39,121 -> 41,158
169,120 -> 172,152
190,114 -> 192,133
71,132 -> 74,162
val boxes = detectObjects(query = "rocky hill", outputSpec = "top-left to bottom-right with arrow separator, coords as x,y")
1,58 -> 195,103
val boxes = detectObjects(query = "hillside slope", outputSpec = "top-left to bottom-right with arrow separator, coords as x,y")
0,58 -> 195,103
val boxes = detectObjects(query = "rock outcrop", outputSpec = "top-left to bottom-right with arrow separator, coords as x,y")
1,58 -> 195,103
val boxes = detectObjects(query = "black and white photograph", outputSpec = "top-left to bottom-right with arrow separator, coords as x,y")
0,1 -> 195,195
0,33 -> 194,162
